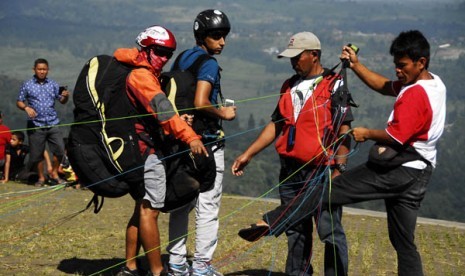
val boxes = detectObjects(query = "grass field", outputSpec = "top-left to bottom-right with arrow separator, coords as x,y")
1,182 -> 464,275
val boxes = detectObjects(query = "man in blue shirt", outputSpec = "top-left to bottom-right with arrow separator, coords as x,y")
166,9 -> 236,276
17,58 -> 69,186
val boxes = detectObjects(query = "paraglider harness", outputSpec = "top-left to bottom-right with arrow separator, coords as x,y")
160,50 -> 226,150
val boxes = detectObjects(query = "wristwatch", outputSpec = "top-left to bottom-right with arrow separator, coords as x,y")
335,163 -> 347,173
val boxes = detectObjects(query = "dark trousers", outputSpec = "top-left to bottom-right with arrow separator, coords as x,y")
265,162 -> 432,276
270,158 -> 348,276
27,122 -> 65,166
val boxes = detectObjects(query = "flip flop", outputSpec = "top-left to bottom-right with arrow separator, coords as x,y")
238,223 -> 270,242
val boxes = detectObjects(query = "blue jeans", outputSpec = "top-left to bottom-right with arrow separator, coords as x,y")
271,158 -> 348,276
265,162 -> 432,276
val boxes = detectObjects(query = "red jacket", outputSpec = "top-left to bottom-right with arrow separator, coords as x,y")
113,48 -> 201,154
275,74 -> 338,165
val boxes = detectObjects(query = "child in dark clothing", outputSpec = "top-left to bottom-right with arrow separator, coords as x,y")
1,131 -> 31,183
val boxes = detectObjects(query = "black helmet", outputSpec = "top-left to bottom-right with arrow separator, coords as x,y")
193,9 -> 230,43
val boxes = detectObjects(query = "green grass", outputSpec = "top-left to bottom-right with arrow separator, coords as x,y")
0,182 -> 464,275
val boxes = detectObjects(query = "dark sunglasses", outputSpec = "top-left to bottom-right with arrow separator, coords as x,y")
152,46 -> 174,59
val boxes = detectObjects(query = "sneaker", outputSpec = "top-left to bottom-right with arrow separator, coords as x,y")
167,262 -> 190,276
191,264 -> 223,276
115,266 -> 140,276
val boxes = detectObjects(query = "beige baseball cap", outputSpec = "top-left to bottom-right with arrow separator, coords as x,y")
278,32 -> 321,58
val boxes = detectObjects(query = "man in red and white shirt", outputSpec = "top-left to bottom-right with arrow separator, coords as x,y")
238,30 -> 446,276
384,76 -> 445,170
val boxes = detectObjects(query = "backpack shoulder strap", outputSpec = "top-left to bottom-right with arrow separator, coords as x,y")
171,50 -> 187,71
186,54 -> 213,76
172,50 -> 213,76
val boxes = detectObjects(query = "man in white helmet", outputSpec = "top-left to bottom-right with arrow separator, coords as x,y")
113,25 -> 208,276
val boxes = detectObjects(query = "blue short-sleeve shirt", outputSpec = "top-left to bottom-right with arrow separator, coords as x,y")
18,76 -> 62,127
172,46 -> 221,105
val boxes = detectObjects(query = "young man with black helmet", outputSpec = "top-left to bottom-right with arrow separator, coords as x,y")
109,25 -> 207,276
166,9 -> 236,276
